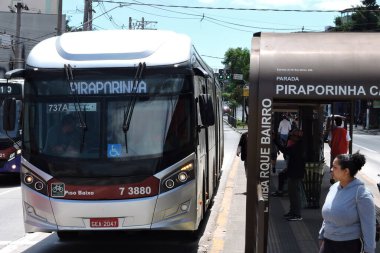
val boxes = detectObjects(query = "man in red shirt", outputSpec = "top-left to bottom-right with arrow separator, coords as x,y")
328,117 -> 350,159
328,117 -> 351,183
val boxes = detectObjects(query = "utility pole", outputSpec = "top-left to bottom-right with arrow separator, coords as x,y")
366,101 -> 371,129
57,0 -> 63,35
83,0 -> 93,31
14,2 -> 28,69
88,0 -> 93,31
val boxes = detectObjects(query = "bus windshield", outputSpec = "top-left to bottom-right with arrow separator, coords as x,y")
0,79 -> 22,141
22,70 -> 195,176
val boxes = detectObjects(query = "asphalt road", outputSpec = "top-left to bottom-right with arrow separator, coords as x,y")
0,124 -> 241,253
1,126 -> 379,253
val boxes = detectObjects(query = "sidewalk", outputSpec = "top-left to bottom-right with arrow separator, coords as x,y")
222,123 -> 380,253
353,124 -> 380,135
219,148 -> 328,253
267,157 -> 329,253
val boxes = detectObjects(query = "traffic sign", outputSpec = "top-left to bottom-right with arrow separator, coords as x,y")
233,74 -> 243,80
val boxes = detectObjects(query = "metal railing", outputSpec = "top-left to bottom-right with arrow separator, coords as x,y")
256,184 -> 265,253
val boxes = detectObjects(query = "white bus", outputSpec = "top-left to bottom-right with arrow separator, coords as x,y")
4,30 -> 224,239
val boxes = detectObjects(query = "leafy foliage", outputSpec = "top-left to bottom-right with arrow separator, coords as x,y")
221,47 -> 249,119
222,47 -> 250,81
333,0 -> 380,31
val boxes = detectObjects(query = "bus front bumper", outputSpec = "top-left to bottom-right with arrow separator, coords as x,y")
22,180 -> 198,233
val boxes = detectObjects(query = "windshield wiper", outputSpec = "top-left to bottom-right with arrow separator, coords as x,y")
122,62 -> 146,152
64,64 -> 87,152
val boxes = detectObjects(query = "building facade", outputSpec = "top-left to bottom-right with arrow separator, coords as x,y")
0,0 -> 64,78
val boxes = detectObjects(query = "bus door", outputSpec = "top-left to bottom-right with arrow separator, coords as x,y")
195,76 -> 208,206
196,76 -> 216,208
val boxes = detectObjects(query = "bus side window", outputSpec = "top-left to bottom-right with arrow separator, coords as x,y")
201,85 -> 206,94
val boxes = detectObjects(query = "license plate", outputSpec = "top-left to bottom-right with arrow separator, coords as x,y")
90,218 -> 119,228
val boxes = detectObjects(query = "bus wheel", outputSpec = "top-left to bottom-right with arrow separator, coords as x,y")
56,231 -> 78,241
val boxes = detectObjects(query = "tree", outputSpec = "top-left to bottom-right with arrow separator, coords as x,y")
221,47 -> 250,123
222,47 -> 250,81
66,17 -> 83,32
332,0 -> 380,129
66,19 -> 73,32
333,0 -> 380,31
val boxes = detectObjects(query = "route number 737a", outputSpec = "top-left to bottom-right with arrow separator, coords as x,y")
119,186 -> 152,196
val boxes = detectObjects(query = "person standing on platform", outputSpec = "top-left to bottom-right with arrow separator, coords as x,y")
328,117 -> 351,183
270,130 -> 279,174
319,152 -> 375,253
236,131 -> 248,175
274,129 -> 306,221
278,114 -> 292,147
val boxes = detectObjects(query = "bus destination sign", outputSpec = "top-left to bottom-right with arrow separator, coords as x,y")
0,84 -> 21,95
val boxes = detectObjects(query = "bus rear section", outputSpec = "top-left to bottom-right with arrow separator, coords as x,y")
0,81 -> 22,174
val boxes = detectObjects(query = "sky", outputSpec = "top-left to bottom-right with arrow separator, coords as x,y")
62,0 -> 364,69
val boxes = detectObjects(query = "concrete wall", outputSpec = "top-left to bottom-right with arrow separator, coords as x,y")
0,0 -> 58,14
0,11 -> 65,77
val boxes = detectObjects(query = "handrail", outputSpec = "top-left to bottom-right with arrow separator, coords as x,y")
257,183 -> 264,202
256,184 -> 265,253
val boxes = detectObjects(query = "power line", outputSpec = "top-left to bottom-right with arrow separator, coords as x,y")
201,55 -> 224,59
151,0 -> 318,29
94,1 -> 349,13
126,6 -> 199,20
203,15 -> 303,31
69,1 -> 380,34
66,1 -> 380,33
99,2 -> 123,29
70,4 -> 123,31
129,0 -> 293,30
92,1 -> 312,32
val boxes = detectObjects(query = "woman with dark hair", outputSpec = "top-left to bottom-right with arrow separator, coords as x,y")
319,152 -> 376,253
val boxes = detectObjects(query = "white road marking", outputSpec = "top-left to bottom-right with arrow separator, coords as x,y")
352,143 -> 377,153
0,188 -> 18,196
0,233 -> 51,253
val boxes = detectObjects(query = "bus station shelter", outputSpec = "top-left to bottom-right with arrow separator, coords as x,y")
246,32 -> 380,253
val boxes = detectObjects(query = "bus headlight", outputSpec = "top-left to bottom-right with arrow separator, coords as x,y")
178,172 -> 188,182
21,166 -> 48,196
161,162 -> 195,193
24,174 -> 34,184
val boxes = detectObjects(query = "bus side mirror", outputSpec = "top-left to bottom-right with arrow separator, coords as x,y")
2,97 -> 16,131
198,94 -> 215,127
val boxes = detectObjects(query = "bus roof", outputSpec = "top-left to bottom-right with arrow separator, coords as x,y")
26,30 -> 193,69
